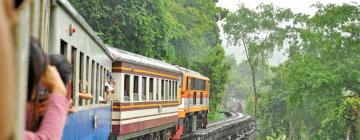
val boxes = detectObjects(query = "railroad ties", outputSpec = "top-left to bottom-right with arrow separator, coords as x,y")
182,112 -> 256,140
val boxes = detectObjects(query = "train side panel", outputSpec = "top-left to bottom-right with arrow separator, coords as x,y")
49,1 -> 113,139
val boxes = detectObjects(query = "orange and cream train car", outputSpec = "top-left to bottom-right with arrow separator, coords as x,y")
172,67 -> 210,139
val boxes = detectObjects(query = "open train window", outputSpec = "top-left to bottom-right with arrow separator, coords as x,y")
124,75 -> 130,101
200,92 -> 203,104
193,92 -> 197,105
99,67 -> 103,100
149,78 -> 154,100
94,63 -> 100,103
161,79 -> 164,100
91,60 -> 95,104
133,76 -> 139,101
170,81 -> 173,100
156,79 -> 159,100
172,81 -> 175,100
142,77 -> 146,101
167,80 -> 170,100
60,39 -> 67,57
78,52 -> 84,106
175,82 -> 178,100
85,56 -> 90,105
70,47 -> 77,106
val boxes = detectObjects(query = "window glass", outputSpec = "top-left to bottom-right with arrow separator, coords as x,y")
133,76 -> 139,101
142,77 -> 146,101
71,47 -> 77,105
149,78 -> 153,100
85,56 -> 90,105
60,40 -> 67,57
175,82 -> 178,100
161,80 -> 164,100
94,64 -> 100,103
91,60 -> 95,104
193,92 -> 197,105
124,75 -> 130,101
78,52 -> 84,106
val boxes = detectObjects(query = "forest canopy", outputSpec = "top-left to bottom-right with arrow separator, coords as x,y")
223,3 -> 360,139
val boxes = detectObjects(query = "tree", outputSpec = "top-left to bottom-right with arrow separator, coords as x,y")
70,0 -> 184,62
282,3 -> 360,139
223,4 -> 297,121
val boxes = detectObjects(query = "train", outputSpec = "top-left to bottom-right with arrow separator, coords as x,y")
11,0 -> 210,139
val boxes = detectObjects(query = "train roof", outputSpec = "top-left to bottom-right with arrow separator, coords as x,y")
107,47 -> 180,73
56,0 -> 113,60
177,67 -> 209,80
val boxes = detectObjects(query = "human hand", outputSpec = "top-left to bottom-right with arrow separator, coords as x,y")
68,99 -> 76,114
42,66 -> 66,97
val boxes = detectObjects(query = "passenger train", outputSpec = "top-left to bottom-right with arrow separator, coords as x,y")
11,0 -> 210,139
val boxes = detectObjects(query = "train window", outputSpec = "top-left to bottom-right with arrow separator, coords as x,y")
201,80 -> 206,91
124,74 -> 130,101
133,76 -> 139,101
85,56 -> 90,105
186,77 -> 189,90
142,77 -> 146,101
99,66 -> 103,102
156,79 -> 159,100
71,47 -> 77,106
149,78 -> 154,101
91,60 -> 95,104
172,81 -> 175,100
200,92 -> 203,104
60,39 -> 67,57
78,52 -> 84,106
169,80 -> 172,100
175,82 -> 178,100
193,92 -> 197,105
166,80 -> 169,100
102,68 -> 106,100
191,79 -> 196,90
161,79 -> 164,100
94,64 -> 98,103
179,74 -> 183,87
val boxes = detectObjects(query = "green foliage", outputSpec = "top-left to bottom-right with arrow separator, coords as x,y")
191,44 -> 230,115
70,0 -> 184,62
224,2 -> 360,140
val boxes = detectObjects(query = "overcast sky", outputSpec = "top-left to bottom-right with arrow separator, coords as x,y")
217,0 -> 359,65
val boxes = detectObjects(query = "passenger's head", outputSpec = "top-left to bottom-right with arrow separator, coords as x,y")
49,54 -> 72,86
28,38 -> 48,101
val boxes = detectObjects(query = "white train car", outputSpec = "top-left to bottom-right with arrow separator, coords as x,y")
108,47 -> 181,139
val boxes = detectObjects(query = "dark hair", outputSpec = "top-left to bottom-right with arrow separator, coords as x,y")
28,38 -> 48,101
49,54 -> 72,85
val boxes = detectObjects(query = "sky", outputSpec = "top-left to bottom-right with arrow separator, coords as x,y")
217,0 -> 359,65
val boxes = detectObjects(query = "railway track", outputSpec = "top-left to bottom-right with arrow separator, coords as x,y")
181,112 -> 255,140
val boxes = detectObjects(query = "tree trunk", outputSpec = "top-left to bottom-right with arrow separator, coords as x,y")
251,67 -> 257,118
346,122 -> 355,140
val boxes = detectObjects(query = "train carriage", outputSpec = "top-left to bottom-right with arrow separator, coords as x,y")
49,0 -> 113,139
172,67 -> 210,139
108,47 -> 182,139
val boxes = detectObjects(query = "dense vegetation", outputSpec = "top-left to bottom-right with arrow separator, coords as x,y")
69,0 -> 230,120
224,3 -> 360,140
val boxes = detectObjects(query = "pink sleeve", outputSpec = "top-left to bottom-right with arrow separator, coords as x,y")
25,94 -> 70,140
